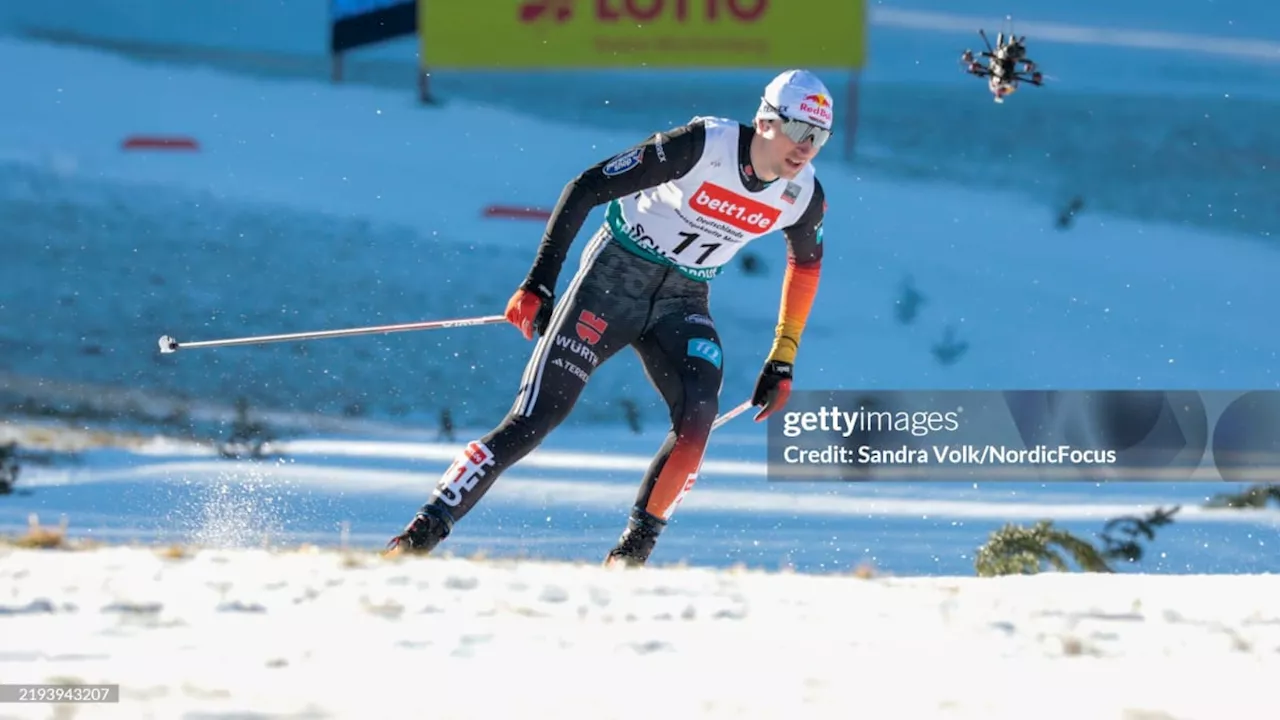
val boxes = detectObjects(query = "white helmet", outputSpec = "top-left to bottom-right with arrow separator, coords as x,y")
756,69 -> 834,132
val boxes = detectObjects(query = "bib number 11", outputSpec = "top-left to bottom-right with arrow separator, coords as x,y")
673,232 -> 722,265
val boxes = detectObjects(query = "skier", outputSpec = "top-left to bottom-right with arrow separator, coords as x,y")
388,69 -> 832,567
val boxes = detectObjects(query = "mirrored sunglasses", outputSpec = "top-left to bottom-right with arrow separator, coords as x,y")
778,117 -> 832,149
762,101 -> 832,148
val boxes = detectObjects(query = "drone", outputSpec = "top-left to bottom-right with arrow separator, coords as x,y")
961,27 -> 1043,103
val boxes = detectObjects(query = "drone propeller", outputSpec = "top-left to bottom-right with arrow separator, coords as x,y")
977,28 -> 994,52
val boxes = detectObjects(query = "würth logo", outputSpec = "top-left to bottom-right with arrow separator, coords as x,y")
690,182 -> 782,232
576,309 -> 607,345
519,0 -> 573,22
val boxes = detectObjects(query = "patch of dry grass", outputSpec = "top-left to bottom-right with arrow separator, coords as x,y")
0,421 -> 153,454
157,544 -> 193,560
7,513 -> 70,549
851,561 -> 880,579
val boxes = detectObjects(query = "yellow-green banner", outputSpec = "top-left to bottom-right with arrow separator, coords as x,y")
419,0 -> 866,69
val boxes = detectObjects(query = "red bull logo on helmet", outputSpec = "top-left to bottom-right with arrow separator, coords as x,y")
798,93 -> 832,126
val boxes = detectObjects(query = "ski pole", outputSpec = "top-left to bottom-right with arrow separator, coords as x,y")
157,314 -> 507,354
711,399 -> 754,430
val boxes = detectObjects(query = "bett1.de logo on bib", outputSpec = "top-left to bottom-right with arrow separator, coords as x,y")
691,182 -> 781,233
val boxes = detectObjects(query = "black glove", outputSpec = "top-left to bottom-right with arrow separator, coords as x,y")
751,359 -> 793,421
526,281 -> 556,337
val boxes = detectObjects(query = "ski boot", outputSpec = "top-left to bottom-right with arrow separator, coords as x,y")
604,507 -> 666,568
385,504 -> 454,557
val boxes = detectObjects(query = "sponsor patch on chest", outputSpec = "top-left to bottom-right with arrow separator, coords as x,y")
689,182 -> 783,233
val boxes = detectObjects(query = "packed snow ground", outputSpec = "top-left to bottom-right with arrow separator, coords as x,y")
0,545 -> 1277,720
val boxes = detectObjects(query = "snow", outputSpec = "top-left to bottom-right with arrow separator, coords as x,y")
1,545 -> 1278,720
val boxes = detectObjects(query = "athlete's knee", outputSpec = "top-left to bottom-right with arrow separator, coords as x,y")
489,407 -> 566,462
674,386 -> 719,439
515,393 -> 578,438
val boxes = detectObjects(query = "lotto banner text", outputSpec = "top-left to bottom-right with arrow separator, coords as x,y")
766,390 -> 1280,482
